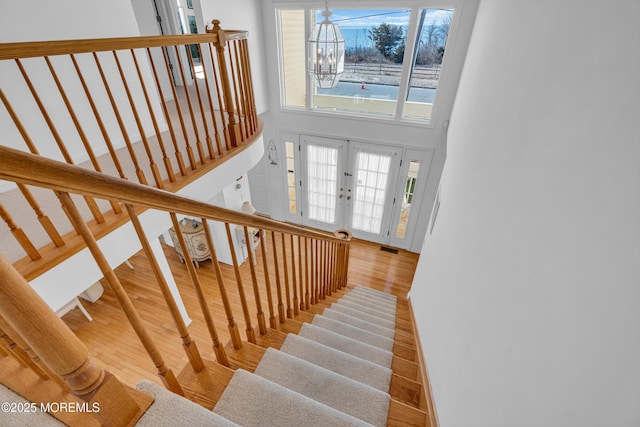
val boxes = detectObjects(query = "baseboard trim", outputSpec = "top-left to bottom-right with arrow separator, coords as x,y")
407,296 -> 439,427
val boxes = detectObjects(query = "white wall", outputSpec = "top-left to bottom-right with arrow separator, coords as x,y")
411,1 -> 640,426
197,0 -> 269,114
0,0 -> 141,42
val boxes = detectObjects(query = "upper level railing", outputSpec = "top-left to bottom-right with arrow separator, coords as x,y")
0,20 -> 259,275
0,146 -> 351,426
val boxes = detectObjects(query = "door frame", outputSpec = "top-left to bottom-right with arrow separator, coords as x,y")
281,131 -> 432,250
386,148 -> 433,249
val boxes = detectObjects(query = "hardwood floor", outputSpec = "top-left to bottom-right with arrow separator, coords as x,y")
60,237 -> 419,390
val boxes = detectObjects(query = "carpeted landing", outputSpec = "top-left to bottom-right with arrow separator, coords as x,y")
137,285 -> 398,427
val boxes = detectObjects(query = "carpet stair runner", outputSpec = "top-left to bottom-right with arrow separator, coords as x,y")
211,286 -> 398,426
137,285 -> 402,426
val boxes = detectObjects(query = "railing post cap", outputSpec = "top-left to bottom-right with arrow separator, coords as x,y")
334,229 -> 352,241
208,19 -> 226,47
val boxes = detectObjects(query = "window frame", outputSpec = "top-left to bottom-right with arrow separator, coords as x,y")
274,1 -> 462,127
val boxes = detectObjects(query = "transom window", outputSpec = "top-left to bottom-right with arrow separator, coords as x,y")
278,5 -> 455,124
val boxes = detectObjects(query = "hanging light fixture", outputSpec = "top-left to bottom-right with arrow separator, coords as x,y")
308,2 -> 345,88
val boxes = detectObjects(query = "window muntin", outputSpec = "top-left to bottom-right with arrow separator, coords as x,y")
278,5 -> 455,123
403,8 -> 453,121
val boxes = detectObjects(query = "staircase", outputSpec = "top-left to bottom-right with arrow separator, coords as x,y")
1,141 -> 430,426
0,284 -> 428,426
136,285 -> 426,426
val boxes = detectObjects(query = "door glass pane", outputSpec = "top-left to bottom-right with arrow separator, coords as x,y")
396,160 -> 421,238
307,145 -> 338,223
285,141 -> 297,214
352,152 -> 391,234
403,8 -> 454,121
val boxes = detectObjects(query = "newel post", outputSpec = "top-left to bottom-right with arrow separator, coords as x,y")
334,229 -> 352,290
0,254 -> 142,427
208,19 -> 242,147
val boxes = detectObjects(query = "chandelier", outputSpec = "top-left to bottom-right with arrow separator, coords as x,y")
308,3 -> 345,88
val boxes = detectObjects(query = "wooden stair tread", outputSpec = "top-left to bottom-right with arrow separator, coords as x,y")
254,327 -> 288,349
390,373 -> 427,411
296,304 -> 325,316
224,341 -> 266,372
176,358 -> 235,410
291,310 -> 315,323
387,398 -> 428,427
275,320 -> 303,335
393,341 -> 417,361
394,328 -> 417,348
392,355 -> 420,382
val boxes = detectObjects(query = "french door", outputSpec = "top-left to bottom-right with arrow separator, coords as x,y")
298,135 -> 402,244
299,135 -> 348,232
344,141 -> 400,242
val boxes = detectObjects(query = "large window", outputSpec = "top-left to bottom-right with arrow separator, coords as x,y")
278,6 -> 454,123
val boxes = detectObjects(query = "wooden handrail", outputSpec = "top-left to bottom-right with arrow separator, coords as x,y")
0,146 -> 348,244
0,31 -> 248,60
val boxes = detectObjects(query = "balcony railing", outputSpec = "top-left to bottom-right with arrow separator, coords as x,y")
0,20 -> 261,276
